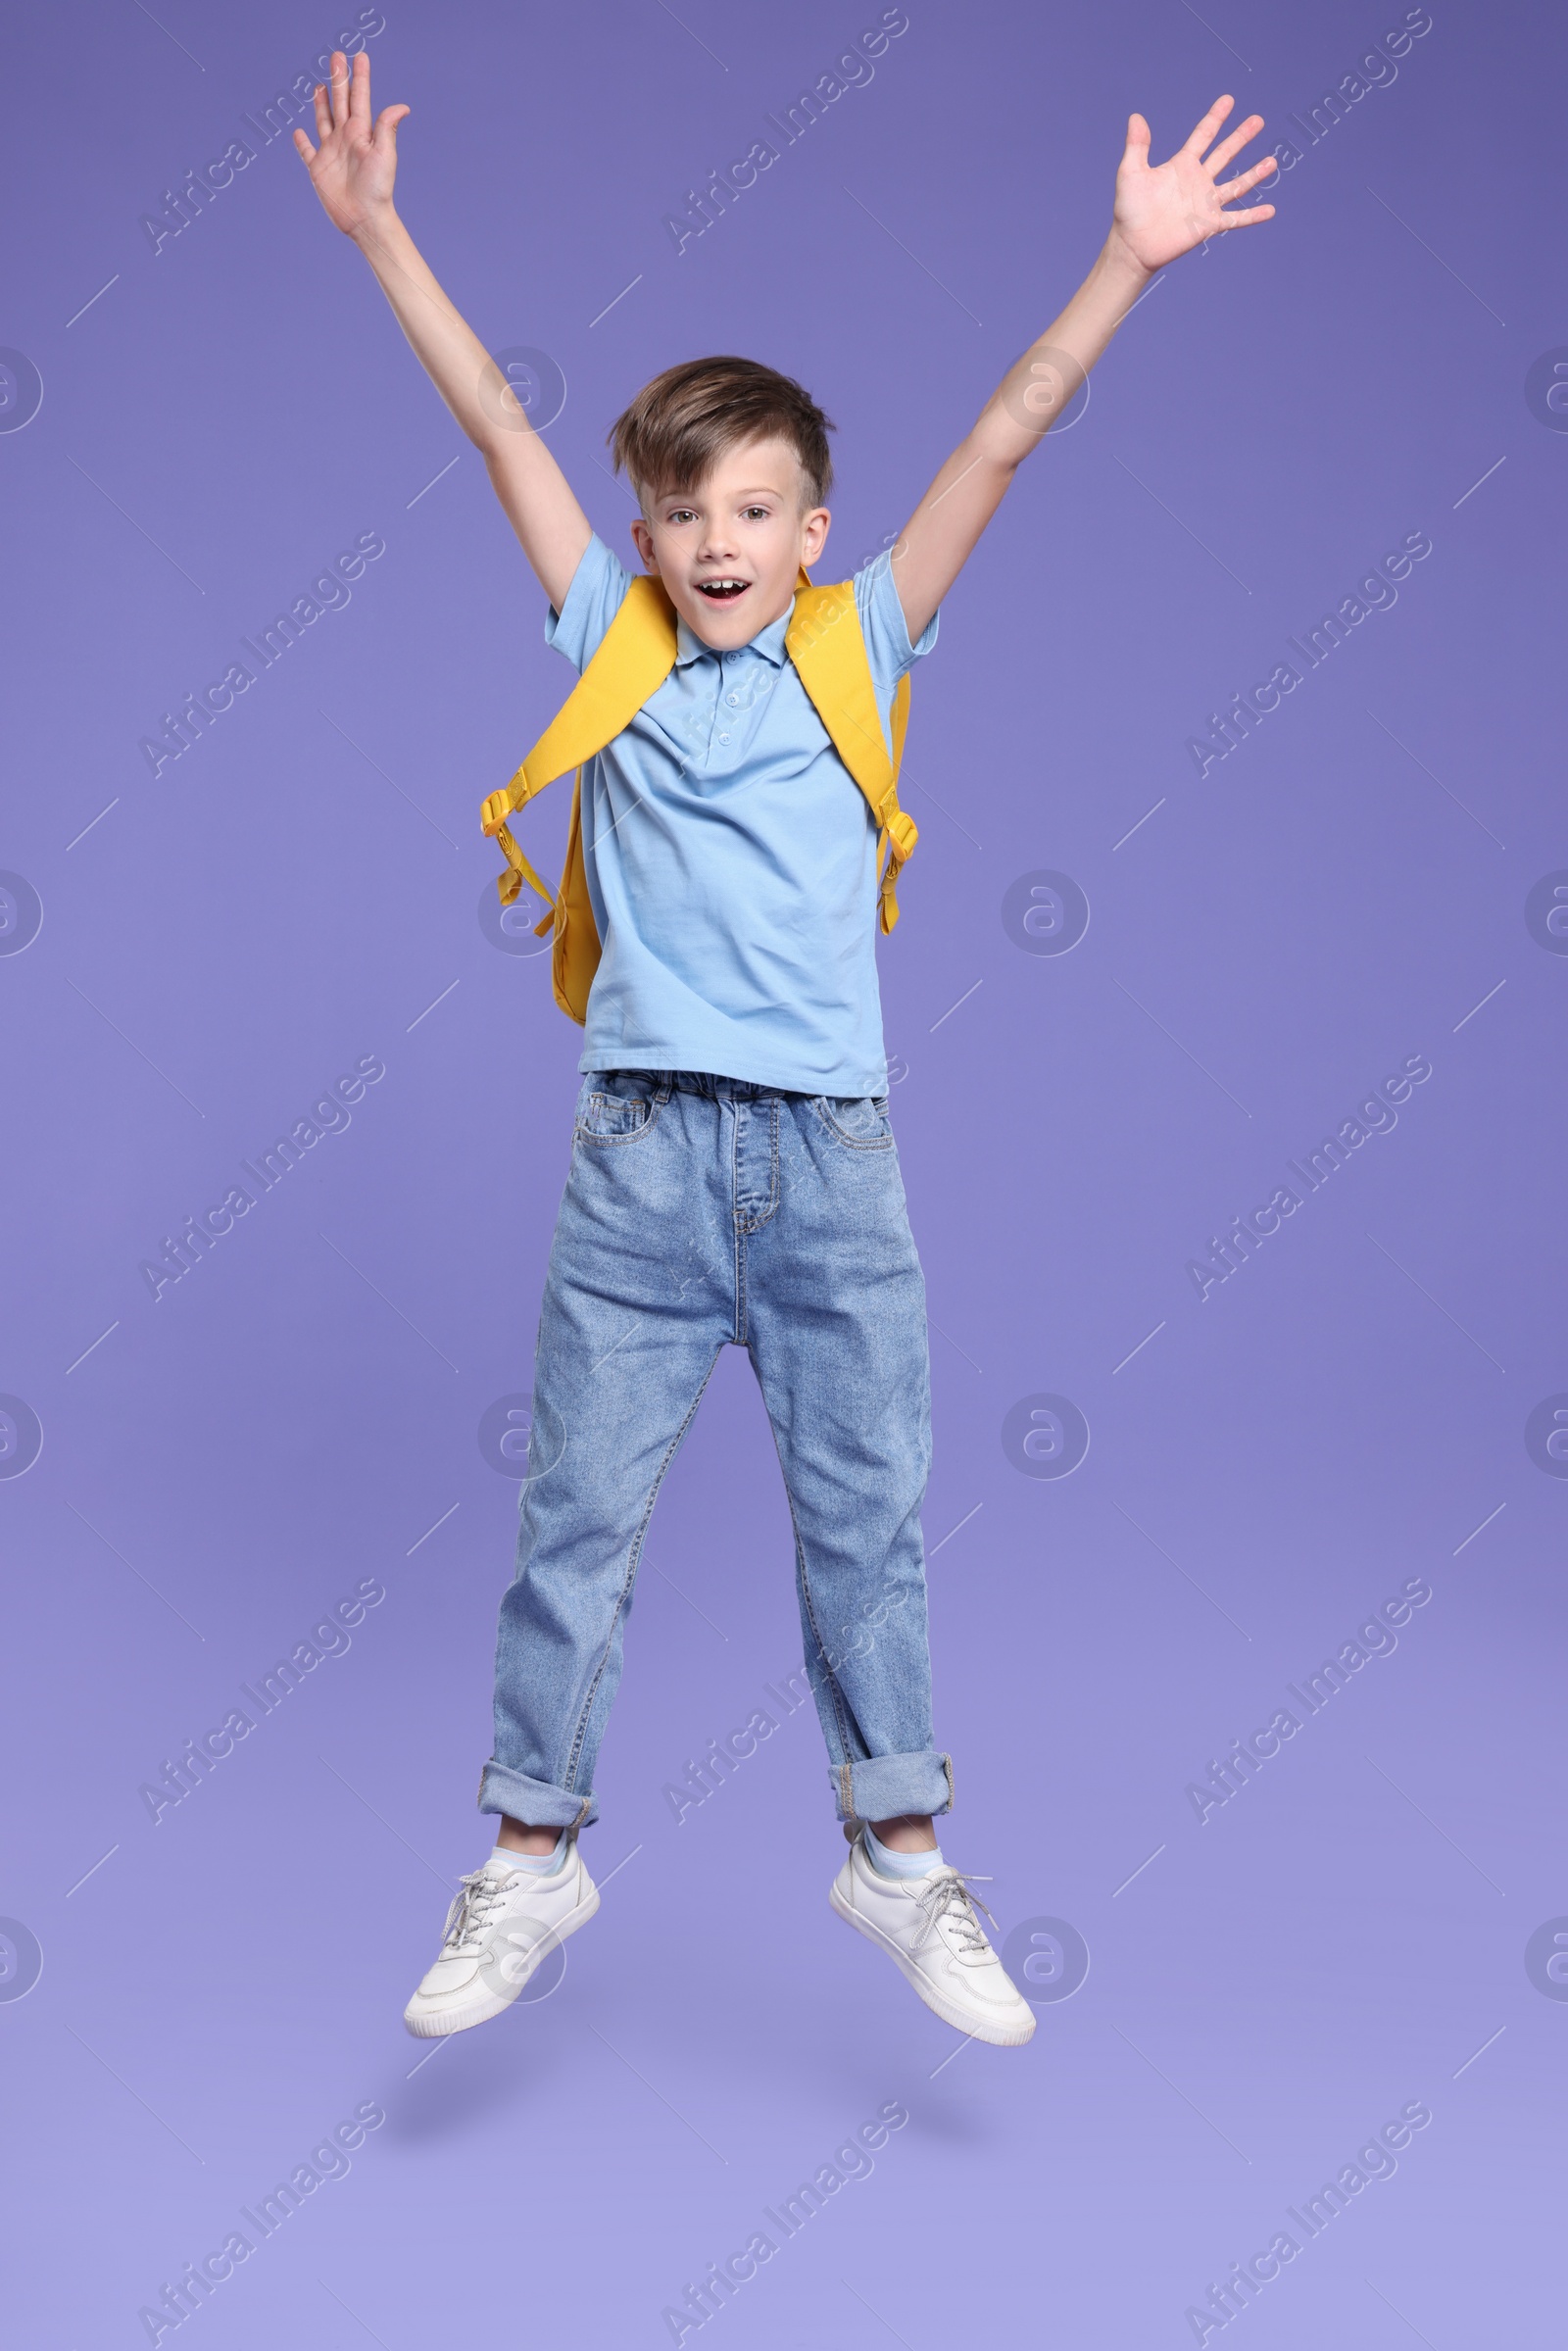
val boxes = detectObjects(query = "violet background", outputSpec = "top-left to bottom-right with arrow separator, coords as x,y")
2,1 -> 1565,2344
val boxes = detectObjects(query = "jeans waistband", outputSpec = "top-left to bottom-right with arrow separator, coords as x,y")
596,1068 -> 890,1102
614,1069 -> 784,1101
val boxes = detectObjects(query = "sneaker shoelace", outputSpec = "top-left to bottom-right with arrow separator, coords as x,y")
441,1867 -> 514,1956
908,1868 -> 999,1965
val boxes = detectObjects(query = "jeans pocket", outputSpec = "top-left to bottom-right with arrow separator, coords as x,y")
812,1094 -> 895,1150
576,1072 -> 662,1146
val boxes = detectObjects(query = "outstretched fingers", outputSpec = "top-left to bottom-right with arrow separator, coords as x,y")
1180,94 -> 1235,160
1203,113 -> 1266,177
1216,157 -> 1279,212
1122,111 -> 1152,169
301,49 -> 373,164
348,47 -> 373,124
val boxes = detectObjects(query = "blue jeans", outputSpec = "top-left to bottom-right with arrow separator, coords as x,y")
479,1069 -> 953,1831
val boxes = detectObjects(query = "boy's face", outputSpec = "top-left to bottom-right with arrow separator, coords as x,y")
629,436 -> 830,649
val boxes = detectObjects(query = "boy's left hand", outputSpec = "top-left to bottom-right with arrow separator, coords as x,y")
1110,95 -> 1277,274
886,93 -> 1279,643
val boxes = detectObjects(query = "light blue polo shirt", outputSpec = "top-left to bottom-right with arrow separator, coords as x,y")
543,535 -> 938,1095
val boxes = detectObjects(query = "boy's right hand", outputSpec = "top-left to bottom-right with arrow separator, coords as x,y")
290,47 -> 591,612
293,49 -> 410,240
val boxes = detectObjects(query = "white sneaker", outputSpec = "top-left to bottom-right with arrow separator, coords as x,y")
403,1843 -> 599,2038
829,1834 -> 1036,2046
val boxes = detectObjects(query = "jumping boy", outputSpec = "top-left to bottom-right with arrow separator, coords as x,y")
295,49 -> 1275,2047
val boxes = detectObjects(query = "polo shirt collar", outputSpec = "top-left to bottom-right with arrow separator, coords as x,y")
673,597 -> 794,668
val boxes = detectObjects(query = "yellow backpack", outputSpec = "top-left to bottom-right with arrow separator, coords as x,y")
480,568 -> 918,1023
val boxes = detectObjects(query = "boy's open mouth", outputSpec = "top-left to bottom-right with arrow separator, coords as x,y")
695,577 -> 751,602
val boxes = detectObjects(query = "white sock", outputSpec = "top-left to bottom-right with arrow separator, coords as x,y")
493,1830 -> 569,1875
862,1822 -> 944,1879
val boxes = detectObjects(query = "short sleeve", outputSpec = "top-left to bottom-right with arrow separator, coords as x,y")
543,533 -> 633,675
852,549 -> 940,703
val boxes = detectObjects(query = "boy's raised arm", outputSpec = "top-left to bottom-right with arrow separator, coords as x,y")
294,51 -> 591,612
886,97 -> 1278,643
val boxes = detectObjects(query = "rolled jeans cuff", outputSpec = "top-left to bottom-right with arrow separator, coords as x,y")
831,1750 -> 954,1825
478,1761 -> 597,1832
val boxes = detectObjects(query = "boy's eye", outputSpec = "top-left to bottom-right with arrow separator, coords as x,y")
741,506 -> 769,520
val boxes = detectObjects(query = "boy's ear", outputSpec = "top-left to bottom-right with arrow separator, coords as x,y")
629,515 -> 659,573
801,505 -> 831,566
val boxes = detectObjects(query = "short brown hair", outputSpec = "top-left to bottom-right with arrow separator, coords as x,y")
609,356 -> 835,508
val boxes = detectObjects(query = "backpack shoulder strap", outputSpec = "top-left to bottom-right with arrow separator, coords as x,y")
480,573 -> 680,917
786,580 -> 918,935
514,573 -> 680,804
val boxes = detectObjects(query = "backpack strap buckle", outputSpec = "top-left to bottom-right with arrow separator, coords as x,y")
480,787 -> 515,838
884,808 -> 918,862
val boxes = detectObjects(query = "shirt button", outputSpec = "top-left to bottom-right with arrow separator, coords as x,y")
726,693 -> 739,706
717,731 -> 731,744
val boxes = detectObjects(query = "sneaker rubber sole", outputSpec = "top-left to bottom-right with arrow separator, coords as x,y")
403,1882 -> 600,2039
828,1879 -> 1035,2047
